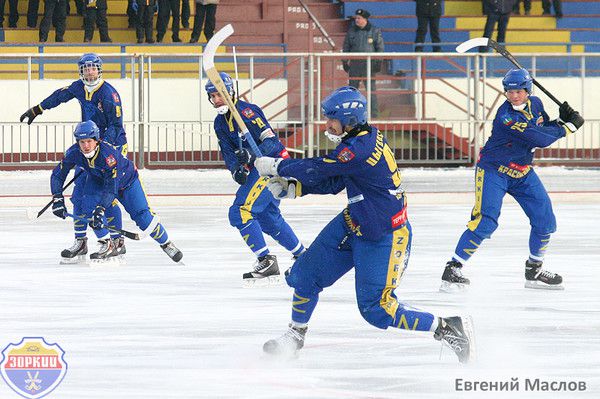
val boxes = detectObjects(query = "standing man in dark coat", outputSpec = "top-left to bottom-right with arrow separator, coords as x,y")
39,0 -> 67,42
342,9 -> 384,117
481,0 -> 516,52
414,0 -> 443,52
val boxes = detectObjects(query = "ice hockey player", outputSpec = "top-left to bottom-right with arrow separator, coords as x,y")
205,72 -> 305,286
50,121 -> 183,263
254,86 -> 474,362
441,68 -> 584,291
20,53 -> 128,263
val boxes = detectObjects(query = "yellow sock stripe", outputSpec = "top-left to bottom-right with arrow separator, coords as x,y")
292,292 -> 310,314
396,314 -> 419,331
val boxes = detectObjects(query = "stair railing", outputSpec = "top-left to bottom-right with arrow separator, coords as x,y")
297,0 -> 336,50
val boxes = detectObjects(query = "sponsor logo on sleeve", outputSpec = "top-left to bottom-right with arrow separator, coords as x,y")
242,108 -> 255,118
105,155 -> 116,168
337,147 -> 355,163
112,92 -> 120,103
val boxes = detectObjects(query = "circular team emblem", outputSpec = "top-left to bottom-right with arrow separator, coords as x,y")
0,338 -> 67,399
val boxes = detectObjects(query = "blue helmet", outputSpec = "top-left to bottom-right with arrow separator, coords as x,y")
502,68 -> 532,93
74,120 -> 100,141
321,86 -> 367,128
78,53 -> 103,86
205,72 -> 234,95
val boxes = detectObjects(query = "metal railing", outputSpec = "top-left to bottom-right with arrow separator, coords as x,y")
1,52 -> 599,169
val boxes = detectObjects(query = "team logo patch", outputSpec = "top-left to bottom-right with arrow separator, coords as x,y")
242,108 -> 255,118
105,155 -> 116,168
112,92 -> 120,103
337,147 -> 355,163
1,337 -> 68,399
97,102 -> 103,112
502,116 -> 514,126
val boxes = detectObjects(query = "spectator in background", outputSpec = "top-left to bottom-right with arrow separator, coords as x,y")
83,0 -> 112,42
190,0 -> 218,43
481,0 -> 515,52
342,9 -> 384,117
542,0 -> 562,19
0,0 -> 19,28
127,0 -> 137,28
156,0 -> 182,42
181,0 -> 189,28
414,0 -> 443,52
512,0 -> 531,15
39,0 -> 67,42
133,0 -> 157,43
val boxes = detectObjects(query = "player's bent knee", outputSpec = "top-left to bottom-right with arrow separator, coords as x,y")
227,205 -> 247,228
358,305 -> 389,330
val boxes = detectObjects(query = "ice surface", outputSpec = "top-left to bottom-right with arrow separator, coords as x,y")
0,168 -> 599,398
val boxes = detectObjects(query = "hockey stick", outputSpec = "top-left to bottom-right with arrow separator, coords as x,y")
65,213 -> 140,240
202,24 -> 263,157
456,37 -> 563,106
232,45 -> 243,151
26,169 -> 84,220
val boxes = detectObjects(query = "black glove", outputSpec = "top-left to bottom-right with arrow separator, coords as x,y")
20,105 -> 43,125
232,165 -> 250,185
558,101 -> 584,133
559,101 -> 575,121
235,148 -> 255,167
89,206 -> 105,229
51,194 -> 67,219
342,60 -> 350,73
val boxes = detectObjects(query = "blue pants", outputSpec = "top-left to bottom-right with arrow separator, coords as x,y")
71,167 -> 122,239
287,212 -> 435,331
228,169 -> 303,257
454,166 -> 556,263
81,176 -> 169,245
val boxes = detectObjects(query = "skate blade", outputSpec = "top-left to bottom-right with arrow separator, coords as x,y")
243,275 -> 282,288
524,281 -> 564,290
439,281 -> 469,293
89,256 -> 122,266
461,315 -> 476,364
59,255 -> 88,265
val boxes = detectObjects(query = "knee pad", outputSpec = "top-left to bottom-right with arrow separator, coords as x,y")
228,204 -> 247,229
470,215 -> 498,239
285,258 -> 323,298
358,302 -> 389,330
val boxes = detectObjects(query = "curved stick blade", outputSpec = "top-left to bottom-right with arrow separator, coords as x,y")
202,24 -> 234,71
456,37 -> 490,53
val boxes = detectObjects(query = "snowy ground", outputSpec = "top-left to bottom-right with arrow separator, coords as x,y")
0,167 -> 599,398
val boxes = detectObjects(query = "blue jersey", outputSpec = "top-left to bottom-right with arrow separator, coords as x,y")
213,100 -> 289,172
277,126 -> 406,241
40,80 -> 127,147
479,96 -> 568,178
51,142 -> 137,209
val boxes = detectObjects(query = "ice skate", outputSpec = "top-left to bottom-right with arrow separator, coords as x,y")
439,260 -> 470,292
433,316 -> 475,363
161,241 -> 183,263
113,236 -> 127,262
89,238 -> 119,264
243,254 -> 281,287
524,260 -> 563,290
263,323 -> 307,357
59,237 -> 88,264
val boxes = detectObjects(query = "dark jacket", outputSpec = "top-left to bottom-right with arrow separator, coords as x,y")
343,22 -> 384,54
415,0 -> 443,17
483,0 -> 515,15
